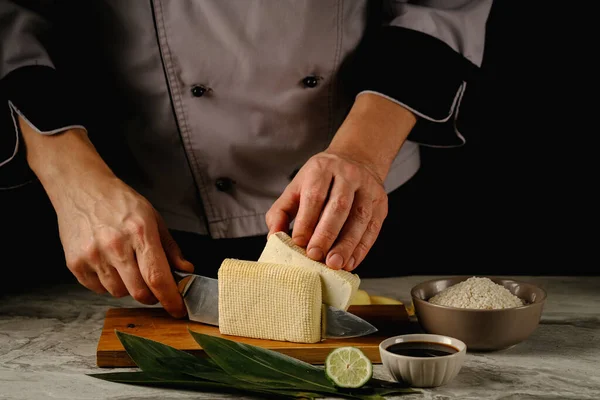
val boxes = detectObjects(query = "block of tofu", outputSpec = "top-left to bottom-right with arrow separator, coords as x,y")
218,258 -> 323,343
258,231 -> 360,311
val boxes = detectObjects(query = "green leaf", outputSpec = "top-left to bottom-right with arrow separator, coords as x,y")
350,388 -> 420,399
88,371 -> 238,392
187,330 -> 417,399
90,371 -> 322,399
350,395 -> 385,400
114,331 -> 317,398
368,378 -> 411,388
156,358 -> 411,400
155,356 -> 239,383
156,356 -> 323,398
365,378 -> 419,396
328,385 -> 418,400
93,330 -> 417,399
338,378 -> 419,398
115,330 -> 219,373
188,329 -> 335,392
374,388 -> 420,396
90,371 -> 328,399
102,332 -> 334,399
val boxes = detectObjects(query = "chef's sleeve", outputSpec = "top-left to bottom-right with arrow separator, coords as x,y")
0,1 -> 87,190
356,0 -> 493,147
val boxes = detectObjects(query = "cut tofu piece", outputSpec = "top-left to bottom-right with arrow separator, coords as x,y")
258,231 -> 360,311
218,258 -> 322,343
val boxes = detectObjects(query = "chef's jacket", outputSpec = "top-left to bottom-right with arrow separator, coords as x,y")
0,0 -> 493,238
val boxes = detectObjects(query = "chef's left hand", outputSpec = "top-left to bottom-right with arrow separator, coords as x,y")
266,93 -> 417,271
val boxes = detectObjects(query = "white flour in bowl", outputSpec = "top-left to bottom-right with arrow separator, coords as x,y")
428,277 -> 525,309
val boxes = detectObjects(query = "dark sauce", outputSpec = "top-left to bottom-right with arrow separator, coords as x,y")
386,341 -> 458,357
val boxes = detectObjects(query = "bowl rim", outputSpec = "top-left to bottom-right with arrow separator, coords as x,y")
410,276 -> 548,313
379,333 -> 467,360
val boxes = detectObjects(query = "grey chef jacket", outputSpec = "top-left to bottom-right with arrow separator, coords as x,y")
0,0 -> 493,239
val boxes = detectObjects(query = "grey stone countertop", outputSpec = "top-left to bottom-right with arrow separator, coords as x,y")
1,275 -> 599,399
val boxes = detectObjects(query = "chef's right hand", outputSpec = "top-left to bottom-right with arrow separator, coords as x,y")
19,118 -> 193,318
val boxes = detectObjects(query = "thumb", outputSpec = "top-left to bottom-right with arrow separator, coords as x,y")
154,209 -> 195,273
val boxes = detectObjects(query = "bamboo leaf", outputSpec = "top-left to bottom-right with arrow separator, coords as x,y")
88,371 -> 236,391
188,329 -> 336,392
186,330 -> 416,399
336,379 -> 418,398
368,378 -> 417,393
346,388 -> 419,399
88,371 -> 322,399
368,378 -> 411,389
91,330 -> 417,399
155,356 -> 238,384
156,356 -> 323,398
158,356 -> 406,400
350,395 -> 385,400
115,330 -> 219,373
113,330 -> 301,396
99,333 -> 329,399
373,388 -> 420,396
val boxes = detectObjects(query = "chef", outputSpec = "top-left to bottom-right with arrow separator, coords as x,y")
0,0 -> 492,317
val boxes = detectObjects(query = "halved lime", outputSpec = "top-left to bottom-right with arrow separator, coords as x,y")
325,347 -> 373,388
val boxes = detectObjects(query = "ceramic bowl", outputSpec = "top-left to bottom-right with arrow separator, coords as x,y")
379,333 -> 467,388
410,276 -> 547,351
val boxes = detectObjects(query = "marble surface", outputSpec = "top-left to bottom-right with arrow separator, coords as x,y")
1,275 -> 599,400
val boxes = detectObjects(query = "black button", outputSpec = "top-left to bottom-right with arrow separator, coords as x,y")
191,85 -> 207,97
215,177 -> 234,192
302,76 -> 319,88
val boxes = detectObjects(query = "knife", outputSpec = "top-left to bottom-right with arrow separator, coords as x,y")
173,271 -> 378,339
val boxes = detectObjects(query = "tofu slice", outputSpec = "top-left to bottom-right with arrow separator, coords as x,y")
218,258 -> 322,343
258,231 -> 360,311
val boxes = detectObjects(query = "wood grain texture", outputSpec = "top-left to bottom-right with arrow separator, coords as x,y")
96,304 -> 409,367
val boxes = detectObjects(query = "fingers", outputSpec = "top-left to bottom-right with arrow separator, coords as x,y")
291,171 -> 333,248
344,195 -> 388,272
265,182 -> 300,238
134,219 -> 188,319
67,233 -> 158,304
105,245 -> 158,305
324,189 -> 372,270
155,209 -> 194,273
66,247 -> 117,295
70,260 -> 106,294
95,265 -> 129,298
66,209 -> 189,318
306,177 -> 355,266
95,230 -> 158,304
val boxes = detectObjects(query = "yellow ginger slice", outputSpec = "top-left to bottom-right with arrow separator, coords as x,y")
258,231 -> 360,311
369,295 -> 403,305
218,258 -> 322,343
350,289 -> 372,305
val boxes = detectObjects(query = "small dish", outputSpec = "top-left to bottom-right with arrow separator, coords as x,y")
379,333 -> 466,388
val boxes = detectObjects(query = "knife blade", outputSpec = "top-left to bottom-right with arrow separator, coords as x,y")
174,271 -> 378,339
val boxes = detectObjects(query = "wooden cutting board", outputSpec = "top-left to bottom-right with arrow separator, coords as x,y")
96,304 -> 410,367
